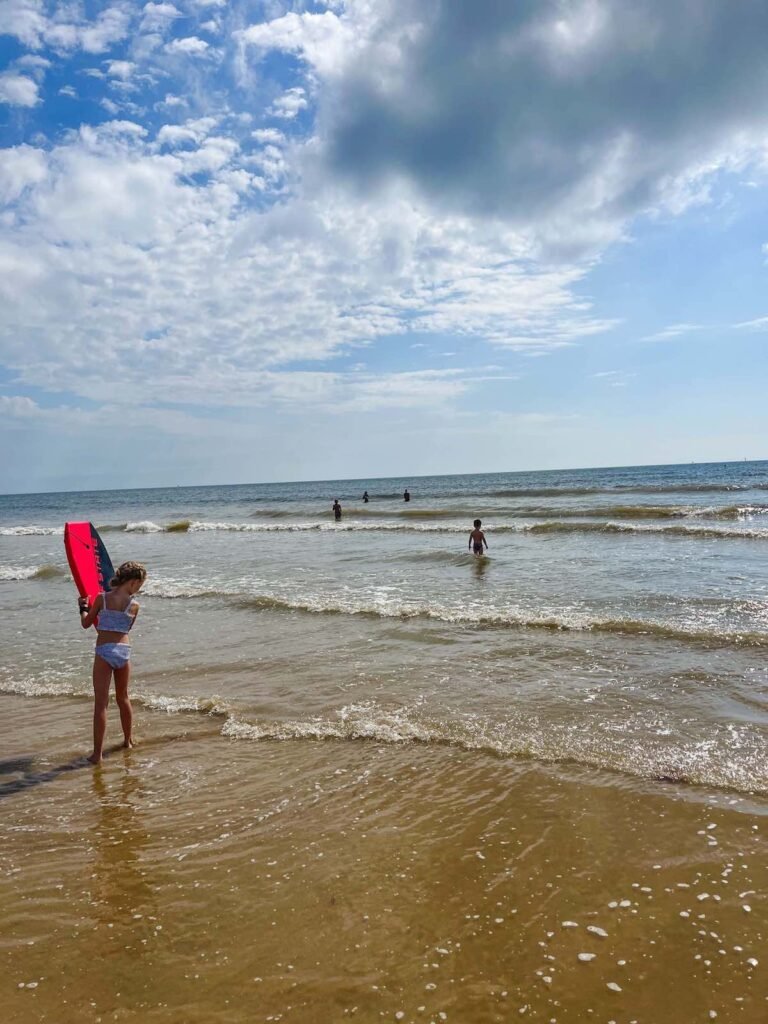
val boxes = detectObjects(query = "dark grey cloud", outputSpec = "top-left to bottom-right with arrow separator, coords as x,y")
321,0 -> 768,231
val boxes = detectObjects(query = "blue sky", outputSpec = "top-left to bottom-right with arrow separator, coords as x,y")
1,0 -> 767,492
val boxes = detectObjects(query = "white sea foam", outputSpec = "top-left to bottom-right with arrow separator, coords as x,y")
0,525 -> 63,536
136,580 -> 768,648
137,519 -> 768,539
125,520 -> 165,533
4,518 -> 768,539
187,520 -> 472,533
143,579 -> 221,599
2,674 -> 765,793
0,564 -> 65,581
218,700 -> 768,794
0,674 -> 85,699
222,703 -> 438,745
135,692 -> 230,715
0,566 -> 42,580
186,519 -> 768,538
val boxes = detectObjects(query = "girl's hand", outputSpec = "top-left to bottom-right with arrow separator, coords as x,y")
78,596 -> 89,613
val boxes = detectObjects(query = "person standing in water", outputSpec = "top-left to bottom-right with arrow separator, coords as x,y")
362,490 -> 369,503
78,561 -> 147,765
403,488 -> 410,502
468,519 -> 488,556
332,499 -> 342,521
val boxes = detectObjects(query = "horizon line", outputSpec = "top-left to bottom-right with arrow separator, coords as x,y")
1,457 -> 766,499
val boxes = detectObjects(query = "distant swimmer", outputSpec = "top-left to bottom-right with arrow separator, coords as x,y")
362,490 -> 369,503
403,488 -> 410,502
332,499 -> 342,521
468,519 -> 488,556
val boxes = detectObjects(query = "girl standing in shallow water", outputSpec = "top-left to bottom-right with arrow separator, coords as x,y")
79,561 -> 147,765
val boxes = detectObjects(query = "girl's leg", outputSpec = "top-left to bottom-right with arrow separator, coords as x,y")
89,656 -> 113,765
114,663 -> 133,748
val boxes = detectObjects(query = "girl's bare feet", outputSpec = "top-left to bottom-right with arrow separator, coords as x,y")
87,753 -> 103,765
122,738 -> 134,749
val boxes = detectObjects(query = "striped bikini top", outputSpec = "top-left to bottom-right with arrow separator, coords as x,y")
97,593 -> 137,633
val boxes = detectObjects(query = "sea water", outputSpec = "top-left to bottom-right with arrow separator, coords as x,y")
1,462 -> 767,1022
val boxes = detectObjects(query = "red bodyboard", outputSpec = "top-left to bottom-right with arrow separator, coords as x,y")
64,522 -> 115,608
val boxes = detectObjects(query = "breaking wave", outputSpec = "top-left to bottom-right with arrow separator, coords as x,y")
0,674 -> 231,717
6,514 -> 768,539
220,703 -> 767,794
5,514 -> 768,540
140,580 -> 768,649
255,503 -> 768,520
231,596 -> 768,648
513,504 -> 768,520
524,521 -> 768,539
0,525 -> 63,536
0,564 -> 65,581
79,519 -> 768,539
1,672 -> 763,794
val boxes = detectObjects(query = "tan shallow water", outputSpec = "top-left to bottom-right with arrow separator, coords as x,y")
1,694 -> 766,1024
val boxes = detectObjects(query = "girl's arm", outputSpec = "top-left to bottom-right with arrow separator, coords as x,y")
80,593 -> 103,630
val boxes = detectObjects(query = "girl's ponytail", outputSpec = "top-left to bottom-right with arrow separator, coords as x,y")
110,561 -> 147,588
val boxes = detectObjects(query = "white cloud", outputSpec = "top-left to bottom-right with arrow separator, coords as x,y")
239,10 -> 355,78
0,73 -> 40,107
154,93 -> 186,111
641,323 -> 704,342
0,394 -> 44,417
157,124 -> 204,147
0,0 -> 48,49
106,60 -> 137,80
164,36 -> 210,57
0,144 -> 47,203
140,2 -> 181,33
259,367 -> 476,411
0,393 -> 229,441
15,54 -> 51,72
0,120 -> 609,414
179,135 -> 239,173
251,128 -> 285,145
735,316 -> 768,331
270,87 -> 307,119
80,5 -> 133,53
297,0 -> 768,257
43,22 -> 78,50
247,143 -> 286,182
592,369 -> 634,387
97,120 -> 148,138
1,0 -> 133,54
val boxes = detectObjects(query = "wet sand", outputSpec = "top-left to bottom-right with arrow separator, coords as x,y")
2,693 -> 766,1024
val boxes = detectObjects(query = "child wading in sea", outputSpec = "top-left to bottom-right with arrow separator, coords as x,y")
79,561 -> 147,765
468,519 -> 488,556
